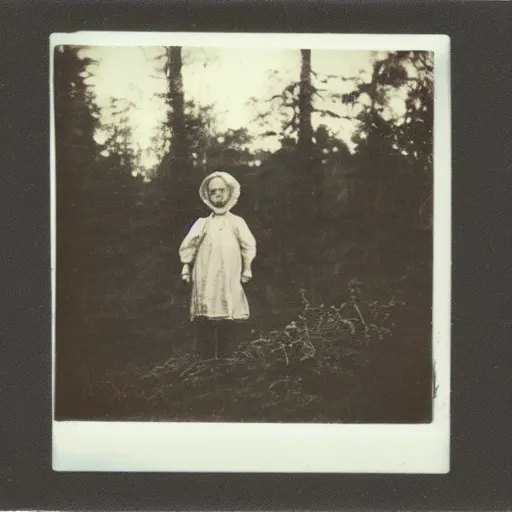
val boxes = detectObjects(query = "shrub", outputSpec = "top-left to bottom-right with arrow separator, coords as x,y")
93,278 -> 401,422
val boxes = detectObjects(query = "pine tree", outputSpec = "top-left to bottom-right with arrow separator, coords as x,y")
54,45 -> 101,417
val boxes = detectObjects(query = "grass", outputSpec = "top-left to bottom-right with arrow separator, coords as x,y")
90,278 -> 420,423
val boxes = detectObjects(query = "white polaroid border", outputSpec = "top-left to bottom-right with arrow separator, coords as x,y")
50,32 -> 451,473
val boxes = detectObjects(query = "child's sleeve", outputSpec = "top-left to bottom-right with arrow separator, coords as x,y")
235,217 -> 257,276
179,218 -> 206,265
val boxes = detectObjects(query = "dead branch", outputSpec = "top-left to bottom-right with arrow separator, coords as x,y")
283,114 -> 298,133
316,108 -> 341,119
265,94 -> 284,103
352,300 -> 369,334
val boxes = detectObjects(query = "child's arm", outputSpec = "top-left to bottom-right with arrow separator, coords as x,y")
235,217 -> 257,283
179,218 -> 206,282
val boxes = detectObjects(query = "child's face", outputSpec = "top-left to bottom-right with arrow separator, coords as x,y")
207,177 -> 230,208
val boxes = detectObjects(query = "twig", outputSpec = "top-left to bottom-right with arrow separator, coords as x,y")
352,300 -> 369,334
281,346 -> 289,366
265,94 -> 284,103
316,108 -> 341,119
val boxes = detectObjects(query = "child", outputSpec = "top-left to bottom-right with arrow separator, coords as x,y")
179,171 -> 257,359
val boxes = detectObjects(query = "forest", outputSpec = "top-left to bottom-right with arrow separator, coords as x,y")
54,45 -> 434,423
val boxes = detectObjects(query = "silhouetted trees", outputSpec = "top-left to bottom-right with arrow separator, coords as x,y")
54,45 -> 102,414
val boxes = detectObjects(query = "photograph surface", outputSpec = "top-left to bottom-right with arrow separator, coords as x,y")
51,32 -> 450,473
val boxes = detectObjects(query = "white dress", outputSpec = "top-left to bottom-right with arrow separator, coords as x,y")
179,172 -> 257,321
180,213 -> 256,321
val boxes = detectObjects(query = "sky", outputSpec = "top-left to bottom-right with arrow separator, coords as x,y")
82,46 -> 406,169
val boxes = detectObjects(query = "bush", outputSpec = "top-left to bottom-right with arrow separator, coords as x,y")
93,279 -> 402,422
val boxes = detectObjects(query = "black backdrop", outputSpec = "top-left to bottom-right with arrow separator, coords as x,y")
2,0 -> 511,510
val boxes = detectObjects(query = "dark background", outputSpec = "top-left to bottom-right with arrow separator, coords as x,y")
2,0 -> 511,510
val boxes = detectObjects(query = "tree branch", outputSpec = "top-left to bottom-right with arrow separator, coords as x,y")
315,108 -> 341,119
265,94 -> 284,103
283,113 -> 298,133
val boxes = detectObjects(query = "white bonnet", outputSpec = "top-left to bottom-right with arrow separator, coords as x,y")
199,171 -> 241,214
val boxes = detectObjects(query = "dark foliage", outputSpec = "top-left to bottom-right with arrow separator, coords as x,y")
90,277 -> 430,423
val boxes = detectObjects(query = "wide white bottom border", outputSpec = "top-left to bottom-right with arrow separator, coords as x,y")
53,420 -> 449,473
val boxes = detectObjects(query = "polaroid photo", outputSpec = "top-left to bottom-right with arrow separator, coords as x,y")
50,31 -> 451,473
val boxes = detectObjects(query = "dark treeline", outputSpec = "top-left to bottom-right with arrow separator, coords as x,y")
54,46 -> 433,422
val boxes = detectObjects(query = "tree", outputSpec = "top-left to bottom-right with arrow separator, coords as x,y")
99,98 -> 139,166
314,124 -> 354,219
54,45 -> 102,416
197,126 -> 254,172
155,46 -> 203,218
55,47 -> 150,419
252,50 -> 356,220
297,49 -> 321,219
343,51 -> 434,229
165,46 -> 189,172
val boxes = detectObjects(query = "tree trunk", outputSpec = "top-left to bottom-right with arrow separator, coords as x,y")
166,46 -> 188,175
163,46 -> 199,220
298,50 -> 314,155
297,49 -> 317,220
